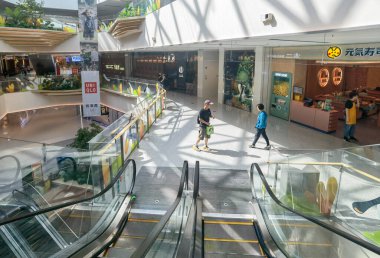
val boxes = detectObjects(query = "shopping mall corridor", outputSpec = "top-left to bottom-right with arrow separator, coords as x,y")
130,92 -> 353,172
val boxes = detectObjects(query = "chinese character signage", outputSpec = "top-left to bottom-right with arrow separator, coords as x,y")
81,71 -> 100,117
327,45 -> 380,59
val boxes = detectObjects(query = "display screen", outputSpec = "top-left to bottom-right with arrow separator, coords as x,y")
293,86 -> 303,94
71,56 -> 82,62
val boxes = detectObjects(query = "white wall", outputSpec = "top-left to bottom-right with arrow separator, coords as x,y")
202,51 -> 219,102
0,95 -> 6,120
217,48 -> 225,104
253,46 -> 265,115
197,50 -> 219,101
98,32 -> 120,52
115,0 -> 380,50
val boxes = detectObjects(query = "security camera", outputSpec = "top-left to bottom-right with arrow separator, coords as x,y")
261,13 -> 274,24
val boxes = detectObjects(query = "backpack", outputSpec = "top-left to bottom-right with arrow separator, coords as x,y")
197,115 -> 200,124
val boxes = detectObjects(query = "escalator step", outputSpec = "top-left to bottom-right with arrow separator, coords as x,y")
113,236 -> 145,248
105,247 -> 136,258
204,239 -> 263,256
205,254 -> 266,258
122,214 -> 161,237
204,221 -> 257,240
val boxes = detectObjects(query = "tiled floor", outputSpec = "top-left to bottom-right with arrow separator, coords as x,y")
0,106 -> 90,145
332,114 -> 380,145
130,92 -> 354,172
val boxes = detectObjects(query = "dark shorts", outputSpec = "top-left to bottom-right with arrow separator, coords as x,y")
198,127 -> 210,140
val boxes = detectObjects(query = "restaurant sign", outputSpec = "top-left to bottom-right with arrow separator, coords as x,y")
327,45 -> 380,59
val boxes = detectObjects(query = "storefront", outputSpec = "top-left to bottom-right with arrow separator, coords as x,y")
52,54 -> 81,76
1,55 -> 31,77
224,50 -> 255,112
100,52 -> 126,78
132,51 -> 198,95
269,44 -> 380,144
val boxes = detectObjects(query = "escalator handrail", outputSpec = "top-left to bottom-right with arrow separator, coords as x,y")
176,160 -> 200,257
193,161 -> 199,199
0,155 -> 21,188
131,160 -> 189,258
250,163 -> 380,255
0,159 -> 137,227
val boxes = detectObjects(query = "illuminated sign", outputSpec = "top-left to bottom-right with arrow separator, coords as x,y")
318,68 -> 329,87
105,64 -> 125,71
327,46 -> 341,59
327,46 -> 380,58
85,82 -> 97,93
71,56 -> 82,62
345,47 -> 380,57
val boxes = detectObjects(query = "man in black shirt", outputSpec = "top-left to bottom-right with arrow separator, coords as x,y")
193,99 -> 215,151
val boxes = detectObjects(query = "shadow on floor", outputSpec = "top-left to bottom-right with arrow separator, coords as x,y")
208,149 -> 261,158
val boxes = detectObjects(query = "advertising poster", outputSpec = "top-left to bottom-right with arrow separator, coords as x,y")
81,71 -> 101,117
223,51 -> 255,112
270,72 -> 292,120
79,0 -> 100,117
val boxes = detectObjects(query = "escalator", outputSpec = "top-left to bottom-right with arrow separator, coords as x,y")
0,159 -> 138,257
176,162 -> 380,258
100,160 -> 192,258
0,159 -> 193,258
1,158 -> 379,257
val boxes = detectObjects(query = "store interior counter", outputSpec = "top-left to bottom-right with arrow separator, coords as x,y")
290,101 -> 339,133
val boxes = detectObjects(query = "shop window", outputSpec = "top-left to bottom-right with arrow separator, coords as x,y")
317,68 -> 329,87
224,50 -> 255,112
332,67 -> 343,86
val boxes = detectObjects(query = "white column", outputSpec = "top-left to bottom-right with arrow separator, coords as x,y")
197,50 -> 204,98
253,46 -> 265,115
217,47 -> 225,104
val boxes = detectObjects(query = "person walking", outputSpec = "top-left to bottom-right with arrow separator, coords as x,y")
193,99 -> 215,151
344,91 -> 360,142
249,103 -> 271,150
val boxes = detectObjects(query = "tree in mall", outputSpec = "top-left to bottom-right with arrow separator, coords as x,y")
18,0 -> 44,28
60,123 -> 103,185
4,0 -> 54,29
70,123 -> 103,150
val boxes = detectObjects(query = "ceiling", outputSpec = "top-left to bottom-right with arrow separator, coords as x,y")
132,26 -> 380,52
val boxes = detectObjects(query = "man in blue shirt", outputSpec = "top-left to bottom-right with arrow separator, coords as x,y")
249,104 -> 271,150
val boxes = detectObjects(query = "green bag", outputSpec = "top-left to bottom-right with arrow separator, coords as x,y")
206,125 -> 214,136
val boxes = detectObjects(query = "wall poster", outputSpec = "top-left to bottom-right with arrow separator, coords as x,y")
78,0 -> 100,116
224,50 -> 255,112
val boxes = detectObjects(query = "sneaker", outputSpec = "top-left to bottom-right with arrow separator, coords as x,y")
344,137 -> 351,142
249,144 -> 256,148
202,146 -> 210,151
264,145 -> 271,150
192,145 -> 200,151
352,201 -> 371,214
350,137 -> 358,142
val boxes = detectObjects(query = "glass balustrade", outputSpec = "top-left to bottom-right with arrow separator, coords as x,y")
252,144 -> 380,258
